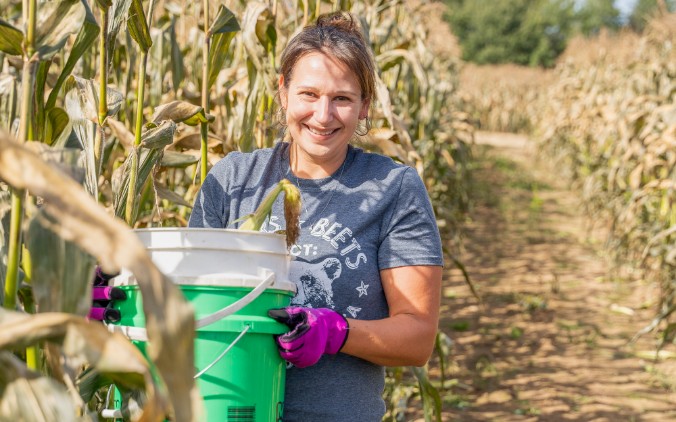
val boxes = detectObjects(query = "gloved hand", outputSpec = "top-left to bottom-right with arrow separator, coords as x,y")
88,267 -> 125,323
268,306 -> 349,368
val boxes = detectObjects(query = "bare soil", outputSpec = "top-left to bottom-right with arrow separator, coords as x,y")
418,132 -> 676,421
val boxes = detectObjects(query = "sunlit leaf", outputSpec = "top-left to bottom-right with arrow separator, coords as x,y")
0,19 -> 23,56
35,0 -> 86,60
0,134 -> 199,422
0,351 -> 77,421
151,101 -> 214,126
127,0 -> 152,53
208,5 -> 240,36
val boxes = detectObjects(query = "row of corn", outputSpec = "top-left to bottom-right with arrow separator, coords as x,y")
459,16 -> 676,345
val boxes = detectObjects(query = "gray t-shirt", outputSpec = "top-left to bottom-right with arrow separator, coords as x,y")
189,141 -> 443,421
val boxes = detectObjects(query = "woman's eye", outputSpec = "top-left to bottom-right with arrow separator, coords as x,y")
300,91 -> 316,98
335,96 -> 351,102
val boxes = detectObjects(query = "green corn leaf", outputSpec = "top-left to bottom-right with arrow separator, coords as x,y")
112,147 -> 163,219
35,0 -> 86,60
160,151 -> 198,168
169,18 -> 184,92
140,120 -> 176,149
208,5 -> 240,36
0,19 -> 23,56
46,0 -> 100,110
45,107 -> 71,146
208,31 -> 237,90
151,101 -> 214,126
127,0 -> 152,53
411,366 -> 442,422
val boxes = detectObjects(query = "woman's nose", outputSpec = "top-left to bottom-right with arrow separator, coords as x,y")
313,96 -> 333,124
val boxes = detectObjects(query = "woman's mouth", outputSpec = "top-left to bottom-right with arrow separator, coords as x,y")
305,125 -> 339,136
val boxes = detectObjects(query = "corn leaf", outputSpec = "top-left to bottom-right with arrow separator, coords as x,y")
63,76 -> 124,197
35,0 -> 86,60
44,107 -> 71,147
154,182 -> 192,208
0,19 -> 23,56
46,0 -> 100,110
107,0 -> 133,60
152,101 -> 214,126
127,0 -> 152,53
160,150 -> 198,168
169,18 -> 184,92
0,191 -> 9,306
0,74 -> 17,137
26,211 -> 95,316
141,120 -> 176,149
208,32 -> 237,90
0,134 -> 199,422
0,311 -> 161,419
208,5 -> 240,36
0,351 -> 77,422
112,147 -> 164,219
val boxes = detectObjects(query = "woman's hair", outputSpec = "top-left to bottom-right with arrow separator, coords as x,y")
279,12 -> 376,104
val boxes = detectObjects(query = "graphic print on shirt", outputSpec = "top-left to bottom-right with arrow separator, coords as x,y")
262,215 -> 369,314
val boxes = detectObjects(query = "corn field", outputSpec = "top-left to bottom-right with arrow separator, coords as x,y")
460,15 -> 676,350
0,0 -> 471,420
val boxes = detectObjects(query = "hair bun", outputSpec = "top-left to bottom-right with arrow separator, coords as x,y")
316,11 -> 359,34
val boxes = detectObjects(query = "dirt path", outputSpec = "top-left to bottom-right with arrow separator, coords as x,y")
431,131 -> 676,421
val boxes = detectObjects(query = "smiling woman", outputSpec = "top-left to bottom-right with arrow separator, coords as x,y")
279,52 -> 370,178
188,11 -> 443,422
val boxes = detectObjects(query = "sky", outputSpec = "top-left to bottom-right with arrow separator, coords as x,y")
614,0 -> 638,18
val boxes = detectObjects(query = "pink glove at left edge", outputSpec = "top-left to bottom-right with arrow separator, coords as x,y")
268,306 -> 349,368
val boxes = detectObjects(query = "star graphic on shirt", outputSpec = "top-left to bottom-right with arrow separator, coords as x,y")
356,281 -> 369,297
346,306 -> 361,318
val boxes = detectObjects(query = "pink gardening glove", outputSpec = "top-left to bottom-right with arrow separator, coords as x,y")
88,267 -> 125,323
268,306 -> 349,368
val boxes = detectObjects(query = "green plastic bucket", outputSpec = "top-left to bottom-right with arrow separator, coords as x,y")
105,228 -> 295,422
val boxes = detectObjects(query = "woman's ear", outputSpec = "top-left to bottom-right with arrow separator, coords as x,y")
359,99 -> 371,120
279,75 -> 288,109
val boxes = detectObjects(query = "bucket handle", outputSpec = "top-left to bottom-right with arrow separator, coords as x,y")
195,269 -> 275,329
194,324 -> 251,379
107,270 -> 276,342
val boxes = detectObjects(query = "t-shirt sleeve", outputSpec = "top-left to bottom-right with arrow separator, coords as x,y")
378,167 -> 444,269
188,164 -> 228,228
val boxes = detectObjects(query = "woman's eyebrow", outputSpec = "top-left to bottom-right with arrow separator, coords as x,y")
294,85 -> 360,96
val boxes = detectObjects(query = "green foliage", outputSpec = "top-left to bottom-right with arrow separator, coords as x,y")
445,0 -> 575,67
575,0 -> 621,36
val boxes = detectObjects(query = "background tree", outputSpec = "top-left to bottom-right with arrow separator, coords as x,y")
445,0 -> 575,67
575,0 -> 621,36
629,0 -> 676,31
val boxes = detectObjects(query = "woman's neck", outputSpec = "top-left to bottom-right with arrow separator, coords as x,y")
289,143 -> 348,179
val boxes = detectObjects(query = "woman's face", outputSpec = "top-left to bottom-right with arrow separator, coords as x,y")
280,52 -> 369,166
